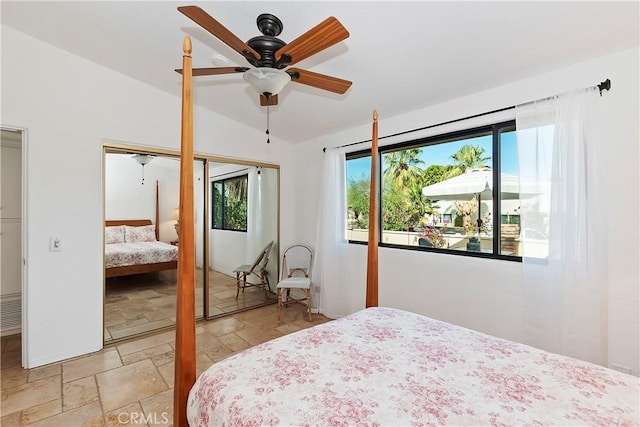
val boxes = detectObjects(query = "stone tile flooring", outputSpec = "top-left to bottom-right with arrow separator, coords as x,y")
1,304 -> 330,426
105,269 -> 276,342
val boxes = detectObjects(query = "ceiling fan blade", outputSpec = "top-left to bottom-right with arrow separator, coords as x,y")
275,17 -> 349,66
260,94 -> 278,106
287,68 -> 352,94
175,67 -> 249,76
178,6 -> 260,61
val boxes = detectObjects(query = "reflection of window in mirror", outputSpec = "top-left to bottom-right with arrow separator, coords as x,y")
212,174 -> 248,231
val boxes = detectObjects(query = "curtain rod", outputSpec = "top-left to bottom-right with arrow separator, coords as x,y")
211,167 -> 250,179
323,78 -> 611,152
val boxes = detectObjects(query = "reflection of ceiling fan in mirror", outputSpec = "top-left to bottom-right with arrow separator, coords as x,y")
175,5 -> 351,106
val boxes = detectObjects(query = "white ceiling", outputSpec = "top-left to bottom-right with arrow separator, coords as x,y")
2,1 -> 638,143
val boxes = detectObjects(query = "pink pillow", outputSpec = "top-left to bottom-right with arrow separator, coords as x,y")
105,226 -> 125,244
125,225 -> 156,242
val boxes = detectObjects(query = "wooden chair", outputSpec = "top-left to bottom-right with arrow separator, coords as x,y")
277,245 -> 313,321
233,241 -> 274,299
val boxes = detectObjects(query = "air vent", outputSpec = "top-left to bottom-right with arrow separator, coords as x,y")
1,296 -> 21,335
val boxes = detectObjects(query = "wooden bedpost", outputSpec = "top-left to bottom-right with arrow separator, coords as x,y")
173,35 -> 196,427
155,180 -> 160,241
366,110 -> 379,308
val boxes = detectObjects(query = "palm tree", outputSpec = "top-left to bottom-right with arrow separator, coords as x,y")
383,148 -> 425,189
405,184 -> 427,225
379,149 -> 426,230
444,144 -> 491,179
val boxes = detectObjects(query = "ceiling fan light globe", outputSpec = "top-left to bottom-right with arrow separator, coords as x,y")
133,154 -> 153,165
243,67 -> 290,96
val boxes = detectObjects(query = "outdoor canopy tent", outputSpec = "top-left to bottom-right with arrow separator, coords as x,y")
421,168 -> 520,201
421,168 -> 522,230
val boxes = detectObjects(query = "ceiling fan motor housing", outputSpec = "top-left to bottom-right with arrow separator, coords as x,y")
244,14 -> 289,69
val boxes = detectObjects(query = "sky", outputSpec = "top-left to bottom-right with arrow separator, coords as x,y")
347,131 -> 518,182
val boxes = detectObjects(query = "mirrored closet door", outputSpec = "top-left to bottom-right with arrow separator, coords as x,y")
103,146 -> 206,343
103,144 -> 279,344
207,162 -> 279,317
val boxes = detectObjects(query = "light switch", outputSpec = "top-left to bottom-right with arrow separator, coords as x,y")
49,237 -> 63,252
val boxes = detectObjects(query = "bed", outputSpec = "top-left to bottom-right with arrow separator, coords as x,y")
104,219 -> 178,278
105,181 -> 178,278
172,32 -> 637,426
187,306 -> 639,426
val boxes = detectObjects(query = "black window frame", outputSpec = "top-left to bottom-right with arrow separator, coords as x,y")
346,120 -> 522,262
211,174 -> 248,232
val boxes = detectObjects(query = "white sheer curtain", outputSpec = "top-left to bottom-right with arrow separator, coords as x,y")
246,166 -> 264,258
246,166 -> 278,286
313,147 -> 350,318
516,87 -> 607,365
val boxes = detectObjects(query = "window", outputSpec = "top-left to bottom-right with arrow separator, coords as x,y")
346,121 -> 521,260
212,174 -> 248,231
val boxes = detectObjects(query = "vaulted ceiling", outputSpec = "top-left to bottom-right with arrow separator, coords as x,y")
2,1 -> 638,143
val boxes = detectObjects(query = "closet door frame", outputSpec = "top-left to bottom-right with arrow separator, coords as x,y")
0,125 -> 28,366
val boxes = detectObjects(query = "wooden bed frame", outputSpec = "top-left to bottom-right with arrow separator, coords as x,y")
105,181 -> 178,278
172,35 -> 378,426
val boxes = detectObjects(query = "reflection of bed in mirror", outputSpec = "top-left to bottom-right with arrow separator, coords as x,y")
105,180 -> 178,278
104,219 -> 178,278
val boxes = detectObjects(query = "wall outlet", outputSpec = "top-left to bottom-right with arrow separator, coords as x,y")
611,364 -> 632,374
49,237 -> 63,252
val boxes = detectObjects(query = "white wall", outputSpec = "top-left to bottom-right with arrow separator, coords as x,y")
211,230 -> 247,276
105,153 -> 180,242
1,26 -> 294,368
292,47 -> 639,374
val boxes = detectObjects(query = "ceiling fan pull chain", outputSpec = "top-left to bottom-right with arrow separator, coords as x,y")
266,102 -> 271,144
141,165 -> 145,185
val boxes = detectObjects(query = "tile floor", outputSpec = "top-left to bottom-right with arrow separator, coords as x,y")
1,304 -> 330,426
105,269 -> 276,342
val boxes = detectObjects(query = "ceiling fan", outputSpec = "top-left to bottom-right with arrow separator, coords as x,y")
175,5 -> 352,106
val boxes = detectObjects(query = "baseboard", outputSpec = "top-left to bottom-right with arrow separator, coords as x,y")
0,327 -> 21,337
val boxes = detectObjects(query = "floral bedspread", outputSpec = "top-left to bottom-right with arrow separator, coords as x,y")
187,307 -> 639,426
105,241 -> 178,268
